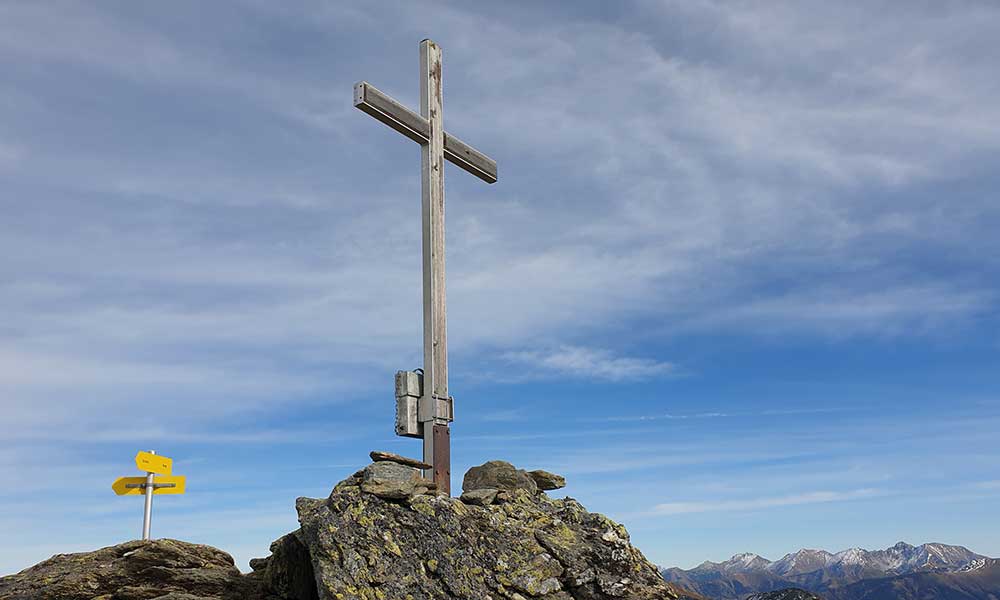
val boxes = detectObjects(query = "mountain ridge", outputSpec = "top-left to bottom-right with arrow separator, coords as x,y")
661,542 -> 995,600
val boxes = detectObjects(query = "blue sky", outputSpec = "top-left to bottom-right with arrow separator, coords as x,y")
1,0 -> 999,575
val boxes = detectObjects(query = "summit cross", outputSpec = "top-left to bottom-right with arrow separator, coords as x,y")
354,39 -> 497,495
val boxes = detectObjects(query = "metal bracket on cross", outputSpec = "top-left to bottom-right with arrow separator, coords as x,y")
356,39 -> 497,497
395,370 -> 454,439
112,450 -> 186,541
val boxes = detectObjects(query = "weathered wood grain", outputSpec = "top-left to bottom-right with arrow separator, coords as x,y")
354,81 -> 498,183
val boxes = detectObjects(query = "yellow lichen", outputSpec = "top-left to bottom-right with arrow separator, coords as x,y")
411,501 -> 436,517
382,531 -> 403,557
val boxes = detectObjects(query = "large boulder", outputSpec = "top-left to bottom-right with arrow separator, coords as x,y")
0,539 -> 254,600
252,461 -> 687,600
463,459 -> 539,493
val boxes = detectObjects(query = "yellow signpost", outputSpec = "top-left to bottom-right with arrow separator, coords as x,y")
112,475 -> 186,496
113,450 -> 185,540
135,451 -> 172,475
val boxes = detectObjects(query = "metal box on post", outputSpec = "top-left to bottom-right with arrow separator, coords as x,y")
394,370 -> 455,437
394,370 -> 423,438
435,395 -> 454,423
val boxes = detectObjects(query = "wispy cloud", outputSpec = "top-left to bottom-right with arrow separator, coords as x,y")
587,406 -> 860,423
652,489 -> 884,515
1,0 -> 999,575
476,409 -> 529,423
501,345 -> 676,382
598,412 -> 729,422
688,285 -> 994,337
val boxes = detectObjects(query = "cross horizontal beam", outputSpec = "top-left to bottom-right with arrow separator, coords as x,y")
354,81 -> 498,184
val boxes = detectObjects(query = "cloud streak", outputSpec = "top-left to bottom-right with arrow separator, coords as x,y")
652,489 -> 884,516
501,345 -> 676,382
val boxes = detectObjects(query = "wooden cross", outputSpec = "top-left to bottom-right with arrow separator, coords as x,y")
354,39 -> 497,495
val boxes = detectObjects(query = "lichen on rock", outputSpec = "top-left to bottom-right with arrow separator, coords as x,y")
0,539 -> 252,600
359,460 -> 424,500
463,460 -> 539,494
460,487 -> 500,506
0,460 -> 697,600
253,459 -> 686,600
528,470 -> 567,491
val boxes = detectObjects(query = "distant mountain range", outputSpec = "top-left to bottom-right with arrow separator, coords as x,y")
661,542 -> 1000,600
746,590 -> 822,600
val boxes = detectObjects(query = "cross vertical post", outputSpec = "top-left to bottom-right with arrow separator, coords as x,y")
354,39 -> 497,497
418,39 -> 449,492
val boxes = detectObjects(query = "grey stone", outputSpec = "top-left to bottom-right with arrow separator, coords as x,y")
529,469 -> 567,491
369,450 -> 432,470
416,475 -> 437,489
252,463 -> 684,599
248,533 -> 318,600
360,460 -> 420,499
0,539 -> 252,600
460,487 -> 499,506
462,460 -> 538,493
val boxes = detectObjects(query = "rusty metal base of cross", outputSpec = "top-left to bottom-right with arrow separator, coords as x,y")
433,424 -> 451,495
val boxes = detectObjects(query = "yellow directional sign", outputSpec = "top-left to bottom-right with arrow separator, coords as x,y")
135,451 -> 172,475
149,475 -> 185,495
112,476 -> 146,496
112,475 -> 186,496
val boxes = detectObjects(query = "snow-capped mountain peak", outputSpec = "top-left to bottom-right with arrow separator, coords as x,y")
662,542 -> 995,600
685,542 -> 986,578
693,553 -> 772,574
833,547 -> 868,565
720,553 -> 771,573
734,553 -> 767,567
958,558 -> 999,572
767,549 -> 836,576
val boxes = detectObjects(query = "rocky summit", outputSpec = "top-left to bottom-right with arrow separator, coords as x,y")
0,458 -> 698,600
253,458 -> 692,599
0,538 -> 252,600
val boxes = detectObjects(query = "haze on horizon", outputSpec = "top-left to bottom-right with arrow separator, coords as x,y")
0,1 -> 998,575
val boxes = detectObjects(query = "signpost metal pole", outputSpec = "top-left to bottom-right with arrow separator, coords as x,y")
113,450 -> 184,541
141,450 -> 155,540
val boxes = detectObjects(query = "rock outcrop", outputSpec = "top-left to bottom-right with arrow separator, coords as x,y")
1,459 -> 698,600
250,459 -> 692,600
0,539 -> 253,600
